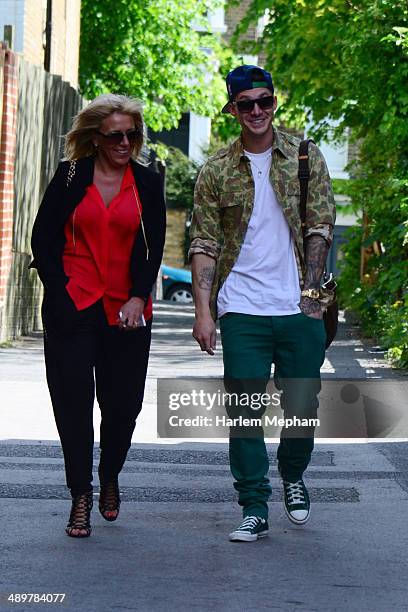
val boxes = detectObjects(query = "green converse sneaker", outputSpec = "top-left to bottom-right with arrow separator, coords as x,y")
229,516 -> 269,542
282,479 -> 310,525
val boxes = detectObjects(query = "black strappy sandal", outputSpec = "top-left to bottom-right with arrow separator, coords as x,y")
65,491 -> 93,538
99,478 -> 121,522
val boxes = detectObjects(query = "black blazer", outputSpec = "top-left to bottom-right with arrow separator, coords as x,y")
30,156 -> 166,319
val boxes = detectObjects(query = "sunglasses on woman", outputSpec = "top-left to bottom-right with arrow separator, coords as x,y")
96,128 -> 141,146
234,95 -> 275,114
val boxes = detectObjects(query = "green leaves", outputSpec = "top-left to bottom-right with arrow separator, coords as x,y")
79,0 -> 226,132
164,146 -> 199,210
232,0 -> 408,366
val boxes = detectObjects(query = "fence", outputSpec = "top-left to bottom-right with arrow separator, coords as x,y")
0,44 -> 84,341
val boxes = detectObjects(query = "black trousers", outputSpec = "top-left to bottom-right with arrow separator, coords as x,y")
42,299 -> 152,497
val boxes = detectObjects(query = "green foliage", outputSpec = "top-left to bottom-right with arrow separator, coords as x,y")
338,177 -> 408,368
331,179 -> 352,197
233,1 -> 407,141
164,146 -> 200,210
210,45 -> 243,143
210,106 -> 241,144
234,0 -> 408,367
79,0 -> 226,131
162,146 -> 200,264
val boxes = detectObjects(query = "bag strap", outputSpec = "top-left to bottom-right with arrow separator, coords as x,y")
298,139 -> 314,228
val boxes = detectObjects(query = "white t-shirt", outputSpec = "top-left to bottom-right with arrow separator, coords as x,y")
217,147 -> 301,317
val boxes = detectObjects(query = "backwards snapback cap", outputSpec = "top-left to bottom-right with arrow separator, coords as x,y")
222,65 -> 274,113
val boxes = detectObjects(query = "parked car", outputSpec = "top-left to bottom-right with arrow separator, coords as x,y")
161,265 -> 193,304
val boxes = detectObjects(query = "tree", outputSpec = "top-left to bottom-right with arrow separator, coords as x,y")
209,45 -> 242,143
232,0 -> 408,366
79,0 -> 227,132
162,146 -> 201,263
164,146 -> 199,210
232,0 -> 407,144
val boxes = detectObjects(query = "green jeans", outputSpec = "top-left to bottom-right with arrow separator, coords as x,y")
220,312 -> 326,519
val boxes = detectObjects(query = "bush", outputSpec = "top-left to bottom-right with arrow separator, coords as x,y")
338,178 -> 408,368
164,146 -> 200,211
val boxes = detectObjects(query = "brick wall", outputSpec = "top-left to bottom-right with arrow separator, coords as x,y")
63,0 -> 81,88
225,0 -> 267,67
225,0 -> 257,44
50,0 -> 81,88
0,46 -> 18,339
22,0 -> 80,88
23,0 -> 45,66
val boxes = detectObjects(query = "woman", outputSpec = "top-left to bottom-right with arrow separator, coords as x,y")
31,94 -> 166,537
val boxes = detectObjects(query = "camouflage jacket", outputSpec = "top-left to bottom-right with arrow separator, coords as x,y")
188,126 -> 336,320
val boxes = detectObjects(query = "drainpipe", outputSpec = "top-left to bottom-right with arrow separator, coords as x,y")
44,0 -> 52,71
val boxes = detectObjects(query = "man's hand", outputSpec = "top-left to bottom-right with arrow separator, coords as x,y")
192,313 -> 217,355
302,234 -> 329,321
117,296 -> 145,330
300,296 -> 323,320
191,253 -> 217,355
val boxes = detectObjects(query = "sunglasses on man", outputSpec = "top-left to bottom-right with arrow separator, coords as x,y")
233,95 -> 275,114
96,128 -> 141,146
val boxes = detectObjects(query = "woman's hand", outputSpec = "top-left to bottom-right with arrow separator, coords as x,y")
117,297 -> 145,330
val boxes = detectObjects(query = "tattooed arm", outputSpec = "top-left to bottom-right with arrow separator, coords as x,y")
300,235 -> 330,319
191,253 -> 217,355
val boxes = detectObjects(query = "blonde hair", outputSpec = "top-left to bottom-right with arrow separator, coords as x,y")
64,94 -> 145,160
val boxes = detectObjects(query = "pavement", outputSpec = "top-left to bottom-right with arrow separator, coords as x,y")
1,302 -> 408,612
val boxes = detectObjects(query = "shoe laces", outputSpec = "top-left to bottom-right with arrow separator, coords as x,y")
284,480 -> 306,505
238,516 -> 264,530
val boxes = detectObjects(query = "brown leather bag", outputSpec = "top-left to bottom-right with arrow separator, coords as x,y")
299,139 -> 338,349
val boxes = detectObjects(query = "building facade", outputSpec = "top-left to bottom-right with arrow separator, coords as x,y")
0,0 -> 80,87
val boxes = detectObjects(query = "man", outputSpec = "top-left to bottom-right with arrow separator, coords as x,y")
189,65 -> 335,542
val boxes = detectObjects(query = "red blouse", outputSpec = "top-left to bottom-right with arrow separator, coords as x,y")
62,165 -> 153,325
